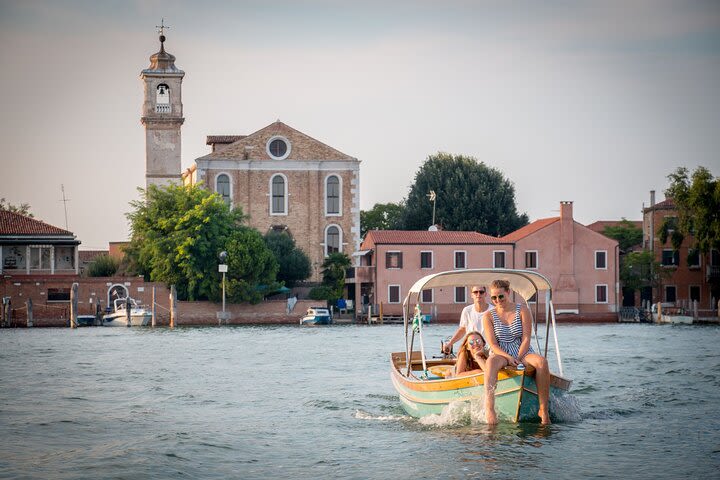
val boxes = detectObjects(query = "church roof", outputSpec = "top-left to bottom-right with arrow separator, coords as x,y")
0,210 -> 75,237
198,121 -> 357,162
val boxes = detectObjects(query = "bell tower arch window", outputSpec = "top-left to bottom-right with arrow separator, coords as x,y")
156,84 -> 170,113
325,174 -> 341,216
270,174 -> 288,215
215,173 -> 231,206
324,224 -> 342,256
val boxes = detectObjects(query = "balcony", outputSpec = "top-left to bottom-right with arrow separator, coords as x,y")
345,265 -> 375,284
155,104 -> 171,114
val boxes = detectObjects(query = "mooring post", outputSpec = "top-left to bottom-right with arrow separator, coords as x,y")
169,285 -> 177,328
26,298 -> 33,328
125,297 -> 132,327
2,297 -> 11,327
151,286 -> 156,327
1,297 -> 6,327
70,282 -> 78,328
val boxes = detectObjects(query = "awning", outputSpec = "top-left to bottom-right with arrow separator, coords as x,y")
351,249 -> 372,257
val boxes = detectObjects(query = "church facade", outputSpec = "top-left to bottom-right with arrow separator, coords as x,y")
141,34 -> 360,282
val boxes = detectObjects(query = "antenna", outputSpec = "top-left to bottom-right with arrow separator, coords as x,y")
426,190 -> 437,226
60,184 -> 70,230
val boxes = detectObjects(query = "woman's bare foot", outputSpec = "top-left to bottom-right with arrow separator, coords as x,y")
539,408 -> 551,425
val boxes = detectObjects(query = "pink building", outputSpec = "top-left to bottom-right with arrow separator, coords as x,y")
501,201 -> 619,319
351,201 -> 619,322
351,230 -> 512,321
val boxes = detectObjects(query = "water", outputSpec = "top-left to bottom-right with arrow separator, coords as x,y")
1,323 -> 719,479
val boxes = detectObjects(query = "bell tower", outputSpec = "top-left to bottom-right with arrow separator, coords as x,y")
140,22 -> 184,190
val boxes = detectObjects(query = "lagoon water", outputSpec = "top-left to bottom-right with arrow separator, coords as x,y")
1,323 -> 719,479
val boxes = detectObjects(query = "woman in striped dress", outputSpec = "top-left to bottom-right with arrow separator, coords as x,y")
481,279 -> 551,425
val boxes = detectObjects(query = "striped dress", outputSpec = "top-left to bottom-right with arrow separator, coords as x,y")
491,304 -> 534,359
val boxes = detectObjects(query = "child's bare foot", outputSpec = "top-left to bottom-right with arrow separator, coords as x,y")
486,409 -> 498,425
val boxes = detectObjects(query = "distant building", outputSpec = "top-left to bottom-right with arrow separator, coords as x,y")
501,201 -> 619,319
354,230 -> 512,320
139,33 -> 360,283
0,210 -> 80,276
353,201 -> 619,322
643,191 -> 720,309
183,121 -> 361,283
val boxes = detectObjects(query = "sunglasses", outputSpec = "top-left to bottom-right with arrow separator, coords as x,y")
490,294 -> 505,302
471,290 -> 486,295
468,338 -> 484,346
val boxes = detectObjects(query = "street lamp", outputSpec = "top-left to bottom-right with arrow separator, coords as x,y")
218,251 -> 228,323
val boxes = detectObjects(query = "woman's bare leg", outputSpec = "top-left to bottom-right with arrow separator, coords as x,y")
484,355 -> 508,424
523,353 -> 551,424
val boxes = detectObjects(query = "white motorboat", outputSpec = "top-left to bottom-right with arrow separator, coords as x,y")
102,297 -> 152,327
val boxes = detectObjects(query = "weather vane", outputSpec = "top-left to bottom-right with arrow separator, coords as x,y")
156,18 -> 170,36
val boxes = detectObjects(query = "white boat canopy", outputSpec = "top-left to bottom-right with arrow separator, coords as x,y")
404,268 -> 553,306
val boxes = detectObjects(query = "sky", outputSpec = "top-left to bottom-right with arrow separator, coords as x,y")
1,0 -> 719,250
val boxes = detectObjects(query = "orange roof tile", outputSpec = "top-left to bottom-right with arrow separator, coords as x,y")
362,230 -> 509,248
500,217 -> 559,242
0,211 -> 74,236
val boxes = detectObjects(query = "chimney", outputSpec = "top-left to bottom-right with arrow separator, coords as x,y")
650,190 -> 656,207
560,201 -> 573,220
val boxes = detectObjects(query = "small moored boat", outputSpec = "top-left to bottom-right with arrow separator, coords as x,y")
102,297 -> 152,327
300,307 -> 332,326
391,269 -> 572,422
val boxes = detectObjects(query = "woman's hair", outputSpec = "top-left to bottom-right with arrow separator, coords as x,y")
490,279 -> 510,291
456,331 -> 487,373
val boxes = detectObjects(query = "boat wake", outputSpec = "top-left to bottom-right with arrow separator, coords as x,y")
353,409 -> 410,422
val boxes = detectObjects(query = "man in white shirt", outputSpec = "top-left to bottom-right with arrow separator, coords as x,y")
442,285 -> 491,355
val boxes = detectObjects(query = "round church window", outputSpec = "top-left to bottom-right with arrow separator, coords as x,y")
267,137 -> 290,160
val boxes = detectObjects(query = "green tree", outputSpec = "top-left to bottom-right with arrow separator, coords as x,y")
224,228 -> 280,304
263,230 -> 311,287
620,250 -> 668,292
0,198 -> 33,217
87,254 -> 120,277
602,219 -> 643,253
126,184 -> 254,301
399,152 -> 528,235
360,202 -> 404,238
664,166 -> 720,254
317,252 -> 351,302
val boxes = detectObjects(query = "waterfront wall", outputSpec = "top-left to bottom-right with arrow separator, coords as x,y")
0,274 -> 320,327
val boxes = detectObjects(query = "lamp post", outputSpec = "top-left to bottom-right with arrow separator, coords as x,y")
218,251 -> 228,324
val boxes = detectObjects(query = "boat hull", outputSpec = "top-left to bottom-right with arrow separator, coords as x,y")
391,352 -> 568,422
300,315 -> 332,325
102,312 -> 152,327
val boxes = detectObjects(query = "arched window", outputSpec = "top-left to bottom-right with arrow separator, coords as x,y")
156,84 -> 170,104
326,175 -> 341,215
325,225 -> 342,256
216,174 -> 231,206
270,174 -> 287,214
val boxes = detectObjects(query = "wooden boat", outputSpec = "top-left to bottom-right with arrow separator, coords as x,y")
300,307 -> 332,325
390,269 -> 572,422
